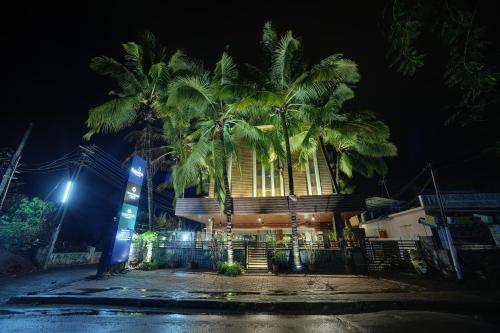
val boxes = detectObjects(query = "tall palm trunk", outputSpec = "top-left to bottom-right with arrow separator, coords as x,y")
219,125 -> 233,263
278,108 -> 301,271
335,153 -> 340,187
146,123 -> 154,230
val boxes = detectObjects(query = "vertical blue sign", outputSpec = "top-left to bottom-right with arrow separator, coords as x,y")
110,156 -> 146,264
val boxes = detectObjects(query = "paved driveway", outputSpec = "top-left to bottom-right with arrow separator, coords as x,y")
23,269 -> 493,304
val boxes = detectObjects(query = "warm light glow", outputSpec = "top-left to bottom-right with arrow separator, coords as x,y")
258,217 -> 262,222
61,181 -> 73,203
311,216 -> 316,221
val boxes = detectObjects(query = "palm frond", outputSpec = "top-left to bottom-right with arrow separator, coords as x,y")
307,54 -> 360,84
271,30 -> 301,88
84,97 -> 139,139
168,75 -> 214,111
122,42 -> 148,85
213,52 -> 238,86
90,56 -> 142,95
261,21 -> 278,54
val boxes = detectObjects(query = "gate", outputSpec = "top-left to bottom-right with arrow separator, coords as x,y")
363,239 -> 417,272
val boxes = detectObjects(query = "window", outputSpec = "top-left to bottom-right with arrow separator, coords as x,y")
253,151 -> 284,197
305,153 -> 322,195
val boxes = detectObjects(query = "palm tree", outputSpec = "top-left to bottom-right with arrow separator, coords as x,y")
323,111 -> 398,185
84,31 -> 196,230
169,52 -> 263,263
234,22 -> 360,270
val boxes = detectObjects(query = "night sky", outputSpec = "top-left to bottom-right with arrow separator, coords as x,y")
1,1 -> 499,245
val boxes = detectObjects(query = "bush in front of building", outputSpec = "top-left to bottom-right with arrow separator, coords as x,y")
216,261 -> 244,276
271,249 -> 289,273
138,260 -> 165,271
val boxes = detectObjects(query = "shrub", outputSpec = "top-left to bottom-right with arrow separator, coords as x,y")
271,250 -> 288,266
216,261 -> 243,276
138,260 -> 164,271
343,228 -> 356,241
326,230 -> 337,241
0,196 -> 54,253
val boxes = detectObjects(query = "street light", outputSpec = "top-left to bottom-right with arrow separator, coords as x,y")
61,181 -> 73,203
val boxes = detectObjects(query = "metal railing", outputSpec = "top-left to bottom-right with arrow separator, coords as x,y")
362,239 -> 418,272
158,240 -> 360,250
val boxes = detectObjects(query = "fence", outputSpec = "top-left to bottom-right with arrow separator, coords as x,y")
145,240 -> 363,272
362,239 -> 418,272
135,239 -> 424,273
156,240 -> 360,250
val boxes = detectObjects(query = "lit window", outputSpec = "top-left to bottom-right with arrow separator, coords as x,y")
253,151 -> 284,197
305,153 -> 322,195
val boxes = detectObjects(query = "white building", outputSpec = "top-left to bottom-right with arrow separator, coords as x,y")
360,206 -> 432,239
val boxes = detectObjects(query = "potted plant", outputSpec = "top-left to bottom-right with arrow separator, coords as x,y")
271,249 -> 287,274
325,230 -> 337,248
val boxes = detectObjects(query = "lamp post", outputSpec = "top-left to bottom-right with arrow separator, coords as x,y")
43,163 -> 83,270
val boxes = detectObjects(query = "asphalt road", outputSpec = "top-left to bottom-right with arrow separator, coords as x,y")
0,309 -> 497,333
0,265 -> 96,304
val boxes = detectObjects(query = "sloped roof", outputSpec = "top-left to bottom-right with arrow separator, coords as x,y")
365,196 -> 403,211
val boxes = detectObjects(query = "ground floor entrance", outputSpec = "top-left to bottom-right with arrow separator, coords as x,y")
207,228 -> 328,243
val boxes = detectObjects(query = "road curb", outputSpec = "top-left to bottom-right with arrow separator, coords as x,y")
7,295 -> 499,315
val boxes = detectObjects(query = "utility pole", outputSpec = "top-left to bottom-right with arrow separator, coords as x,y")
43,150 -> 86,269
429,163 -> 463,280
0,123 -> 33,212
0,158 -> 20,213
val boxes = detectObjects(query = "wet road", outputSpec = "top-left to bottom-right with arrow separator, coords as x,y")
0,309 -> 497,333
0,265 -> 96,304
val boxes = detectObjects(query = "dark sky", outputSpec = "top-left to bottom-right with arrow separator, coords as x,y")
1,1 -> 499,244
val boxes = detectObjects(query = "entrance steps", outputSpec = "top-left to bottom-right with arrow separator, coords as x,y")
246,244 -> 269,272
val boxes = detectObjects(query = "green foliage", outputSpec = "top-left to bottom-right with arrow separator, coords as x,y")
0,196 -> 54,253
338,176 -> 356,195
384,0 -> 500,125
386,0 -> 425,76
271,249 -> 288,265
326,230 -> 337,241
343,228 -> 356,241
154,213 -> 178,230
138,260 -> 164,270
136,230 -> 158,243
216,261 -> 244,276
320,111 -> 397,185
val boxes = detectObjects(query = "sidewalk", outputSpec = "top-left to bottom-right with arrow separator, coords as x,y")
7,269 -> 500,314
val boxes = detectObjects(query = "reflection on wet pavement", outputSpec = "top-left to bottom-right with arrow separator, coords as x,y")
45,286 -> 409,300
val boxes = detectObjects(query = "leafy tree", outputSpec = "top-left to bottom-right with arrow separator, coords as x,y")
84,31 -> 197,229
0,196 -> 54,253
384,0 -> 499,125
234,22 -> 360,269
169,52 -> 263,263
